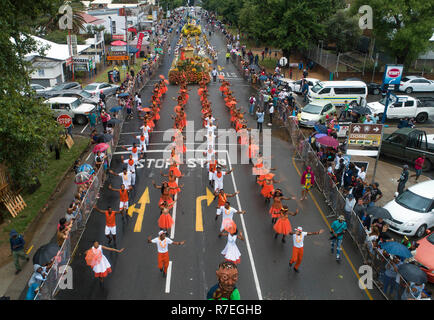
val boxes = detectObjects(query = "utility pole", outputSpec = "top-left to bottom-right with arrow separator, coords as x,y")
125,6 -> 129,67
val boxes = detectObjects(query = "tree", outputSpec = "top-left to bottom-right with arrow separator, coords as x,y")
0,0 -> 63,188
324,9 -> 362,54
351,0 -> 434,67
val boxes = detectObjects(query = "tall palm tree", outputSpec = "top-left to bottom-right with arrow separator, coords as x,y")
38,0 -> 87,35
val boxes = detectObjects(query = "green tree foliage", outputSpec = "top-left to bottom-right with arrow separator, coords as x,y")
351,0 -> 434,66
0,0 -> 63,188
324,9 -> 362,54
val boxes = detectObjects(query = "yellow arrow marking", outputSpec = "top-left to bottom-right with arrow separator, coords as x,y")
196,187 -> 214,232
127,187 -> 150,232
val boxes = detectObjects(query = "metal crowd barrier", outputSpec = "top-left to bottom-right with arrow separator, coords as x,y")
226,46 -> 415,300
33,34 -> 171,299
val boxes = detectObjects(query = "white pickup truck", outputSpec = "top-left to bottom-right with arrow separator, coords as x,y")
367,95 -> 434,123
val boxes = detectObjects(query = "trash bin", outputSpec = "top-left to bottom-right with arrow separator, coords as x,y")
108,71 -> 114,84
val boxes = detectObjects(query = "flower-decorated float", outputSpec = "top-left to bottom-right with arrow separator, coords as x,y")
168,24 -> 212,85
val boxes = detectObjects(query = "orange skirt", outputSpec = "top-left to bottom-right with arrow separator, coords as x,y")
269,205 -> 282,218
158,213 -> 174,229
169,166 -> 182,177
168,181 -> 180,195
273,217 -> 292,235
159,197 -> 174,209
261,184 -> 274,198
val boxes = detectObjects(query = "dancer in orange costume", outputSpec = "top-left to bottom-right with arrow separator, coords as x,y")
158,206 -> 175,232
269,189 -> 296,224
288,227 -> 324,272
273,206 -> 299,243
161,170 -> 184,196
258,175 -> 280,203
147,231 -> 185,278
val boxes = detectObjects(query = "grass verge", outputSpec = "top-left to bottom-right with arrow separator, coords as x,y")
1,136 -> 89,237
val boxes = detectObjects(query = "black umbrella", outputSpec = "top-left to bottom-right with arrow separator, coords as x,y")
101,133 -> 113,143
398,263 -> 427,284
351,106 -> 372,115
366,206 -> 392,220
33,243 -> 60,266
107,118 -> 121,125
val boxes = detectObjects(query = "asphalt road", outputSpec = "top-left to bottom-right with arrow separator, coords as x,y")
56,25 -> 384,300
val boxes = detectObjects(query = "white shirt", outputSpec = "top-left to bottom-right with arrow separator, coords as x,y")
358,171 -> 366,181
118,171 -> 132,187
221,207 -> 237,221
206,133 -> 216,148
205,124 -> 216,135
123,159 -> 137,174
136,135 -> 147,151
292,232 -> 308,248
213,171 -> 226,184
205,117 -> 215,127
205,147 -> 216,161
140,125 -> 150,137
334,155 -> 343,169
127,146 -> 140,161
151,237 -> 173,253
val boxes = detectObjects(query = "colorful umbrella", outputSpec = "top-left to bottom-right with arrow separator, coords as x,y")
159,75 -> 165,79
109,106 -> 123,113
92,143 -> 109,154
77,164 -> 94,175
75,171 -> 92,185
314,133 -> 327,139
222,218 -> 237,234
380,242 -> 412,259
316,136 -> 339,148
139,107 -> 152,112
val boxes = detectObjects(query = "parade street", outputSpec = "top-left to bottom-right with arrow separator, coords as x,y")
55,24 -> 383,301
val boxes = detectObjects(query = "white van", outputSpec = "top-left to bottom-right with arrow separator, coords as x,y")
308,81 -> 368,107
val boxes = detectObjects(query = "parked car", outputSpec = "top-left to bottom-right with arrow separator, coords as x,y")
279,77 -> 320,94
381,128 -> 434,171
367,95 -> 434,123
398,76 -> 434,94
42,82 -> 82,98
384,180 -> 434,238
83,82 -> 119,97
30,83 -> 50,94
298,100 -> 336,127
414,230 -> 434,283
49,89 -> 99,106
44,97 -> 95,125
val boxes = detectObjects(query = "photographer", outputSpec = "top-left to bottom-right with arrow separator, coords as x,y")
330,215 -> 347,262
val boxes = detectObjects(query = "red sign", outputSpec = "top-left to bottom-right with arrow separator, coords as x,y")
387,68 -> 401,78
66,57 -> 73,66
136,32 -> 144,58
112,34 -> 125,40
57,114 -> 73,128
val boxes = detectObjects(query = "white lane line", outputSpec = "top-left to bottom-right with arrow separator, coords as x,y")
113,149 -> 208,155
85,152 -> 92,161
170,178 -> 178,239
225,150 -> 263,300
165,261 -> 173,293
80,123 -> 89,134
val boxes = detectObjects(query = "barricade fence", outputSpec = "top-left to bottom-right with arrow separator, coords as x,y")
33,32 -> 172,299
227,47 -> 413,300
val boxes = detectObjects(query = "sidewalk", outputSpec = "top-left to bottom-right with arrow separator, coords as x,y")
0,167 -> 83,299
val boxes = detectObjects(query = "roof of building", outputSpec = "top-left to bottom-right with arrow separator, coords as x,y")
80,12 -> 104,25
27,36 -> 91,62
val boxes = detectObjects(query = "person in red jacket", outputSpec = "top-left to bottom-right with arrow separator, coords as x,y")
412,155 -> 426,181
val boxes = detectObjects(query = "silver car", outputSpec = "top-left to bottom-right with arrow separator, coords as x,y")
50,89 -> 99,106
83,82 -> 119,97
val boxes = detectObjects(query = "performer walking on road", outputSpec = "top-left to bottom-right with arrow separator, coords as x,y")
85,240 -> 124,285
288,226 -> 324,272
93,206 -> 123,246
220,229 -> 244,264
147,231 -> 185,278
